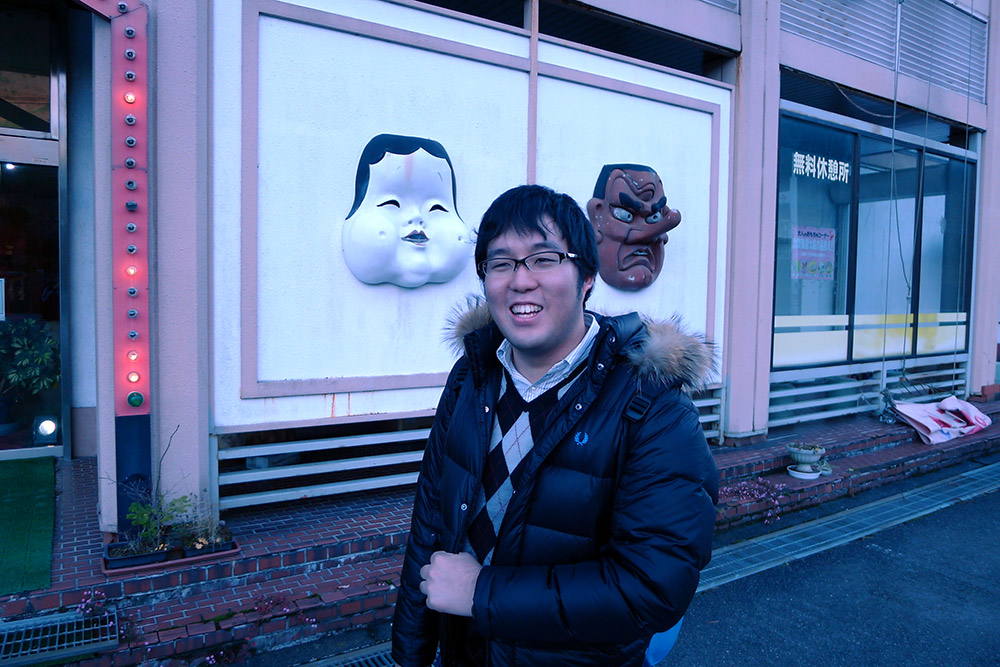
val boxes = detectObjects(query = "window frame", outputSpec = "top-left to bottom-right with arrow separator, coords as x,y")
772,101 -> 978,371
0,1 -> 60,139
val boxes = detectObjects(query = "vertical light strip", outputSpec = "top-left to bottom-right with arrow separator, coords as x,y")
110,2 -> 151,416
526,0 -> 539,184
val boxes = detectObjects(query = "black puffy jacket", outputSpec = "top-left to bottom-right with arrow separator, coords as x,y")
392,304 -> 719,667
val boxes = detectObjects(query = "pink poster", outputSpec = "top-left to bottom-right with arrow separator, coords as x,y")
791,226 -> 835,281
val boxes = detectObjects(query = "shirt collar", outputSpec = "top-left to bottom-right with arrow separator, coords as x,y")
496,314 -> 599,401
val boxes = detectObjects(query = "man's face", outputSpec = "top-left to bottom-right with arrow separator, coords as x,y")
586,168 -> 681,291
483,222 -> 593,372
343,149 -> 469,288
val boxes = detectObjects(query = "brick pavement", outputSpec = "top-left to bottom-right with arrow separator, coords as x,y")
714,400 -> 1000,527
2,400 -> 999,665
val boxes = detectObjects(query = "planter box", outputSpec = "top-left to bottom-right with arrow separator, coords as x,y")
102,538 -> 240,573
182,540 -> 237,559
104,542 -> 170,569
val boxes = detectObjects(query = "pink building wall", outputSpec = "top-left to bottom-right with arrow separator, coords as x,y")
69,0 -> 1000,529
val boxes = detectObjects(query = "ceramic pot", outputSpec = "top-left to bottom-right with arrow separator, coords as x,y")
788,446 -> 825,465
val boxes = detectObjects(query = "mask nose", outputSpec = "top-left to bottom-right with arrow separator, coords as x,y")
629,208 -> 681,242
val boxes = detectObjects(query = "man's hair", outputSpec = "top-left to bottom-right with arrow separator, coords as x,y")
591,163 -> 656,199
475,185 -> 599,302
346,134 -> 458,219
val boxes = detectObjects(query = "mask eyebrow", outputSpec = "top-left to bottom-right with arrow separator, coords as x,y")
651,196 -> 667,213
617,192 -> 643,211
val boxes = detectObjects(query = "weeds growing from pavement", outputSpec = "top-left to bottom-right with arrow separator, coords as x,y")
719,477 -> 789,525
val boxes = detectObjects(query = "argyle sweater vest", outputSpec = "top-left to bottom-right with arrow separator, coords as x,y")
467,364 -> 586,565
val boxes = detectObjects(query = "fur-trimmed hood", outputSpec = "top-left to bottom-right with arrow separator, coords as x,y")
445,296 -> 716,392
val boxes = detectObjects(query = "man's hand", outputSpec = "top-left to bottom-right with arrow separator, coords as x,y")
418,551 -> 482,617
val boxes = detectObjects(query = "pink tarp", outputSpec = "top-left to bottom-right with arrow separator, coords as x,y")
893,395 -> 991,445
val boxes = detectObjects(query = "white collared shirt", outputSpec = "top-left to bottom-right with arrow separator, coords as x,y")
496,315 -> 600,402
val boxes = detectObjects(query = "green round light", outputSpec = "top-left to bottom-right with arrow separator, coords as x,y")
127,391 -> 144,407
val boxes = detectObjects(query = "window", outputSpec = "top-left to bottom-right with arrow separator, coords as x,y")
915,154 -> 974,354
0,4 -> 53,135
853,139 -> 919,359
773,117 -> 853,366
772,114 -> 975,369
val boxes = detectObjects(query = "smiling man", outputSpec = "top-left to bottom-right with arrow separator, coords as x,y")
391,185 -> 718,667
587,164 -> 682,291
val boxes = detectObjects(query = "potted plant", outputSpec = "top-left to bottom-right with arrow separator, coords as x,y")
786,442 -> 826,480
0,317 -> 60,434
104,492 -> 192,569
104,430 -> 238,569
786,441 -> 826,465
176,514 -> 235,558
172,491 -> 235,557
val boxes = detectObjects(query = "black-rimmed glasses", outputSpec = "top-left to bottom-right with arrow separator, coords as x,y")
478,250 -> 580,277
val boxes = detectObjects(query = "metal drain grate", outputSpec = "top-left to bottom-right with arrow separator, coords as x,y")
318,642 -> 440,667
321,642 -> 396,667
0,610 -> 119,666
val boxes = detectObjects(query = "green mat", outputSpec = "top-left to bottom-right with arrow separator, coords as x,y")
0,458 -> 55,595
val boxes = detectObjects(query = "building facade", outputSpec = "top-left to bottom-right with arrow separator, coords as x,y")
0,0 -> 996,533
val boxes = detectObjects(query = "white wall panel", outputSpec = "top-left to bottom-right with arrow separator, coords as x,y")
536,41 -> 731,358
212,0 -> 730,428
255,16 -> 526,382
212,0 -> 528,428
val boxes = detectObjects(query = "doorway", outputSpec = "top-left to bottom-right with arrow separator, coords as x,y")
0,162 -> 61,451
1,2 -> 66,454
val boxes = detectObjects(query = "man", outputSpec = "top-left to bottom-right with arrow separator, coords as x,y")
343,134 -> 470,288
392,185 -> 717,666
587,164 -> 682,291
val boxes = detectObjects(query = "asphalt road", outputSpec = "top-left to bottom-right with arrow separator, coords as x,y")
666,488 -> 1000,666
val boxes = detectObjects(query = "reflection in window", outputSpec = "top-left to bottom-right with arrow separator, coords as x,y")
0,6 -> 51,133
772,115 -> 976,369
916,155 -> 974,354
773,118 -> 853,367
853,141 -> 919,359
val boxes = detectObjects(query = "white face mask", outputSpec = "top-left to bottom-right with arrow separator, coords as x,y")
343,149 -> 470,288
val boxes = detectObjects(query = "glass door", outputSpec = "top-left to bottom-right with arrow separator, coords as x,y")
852,139 -> 920,359
0,161 -> 61,450
0,3 -> 63,452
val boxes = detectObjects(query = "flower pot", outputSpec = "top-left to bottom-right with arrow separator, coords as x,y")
787,445 -> 825,465
104,542 -> 170,569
